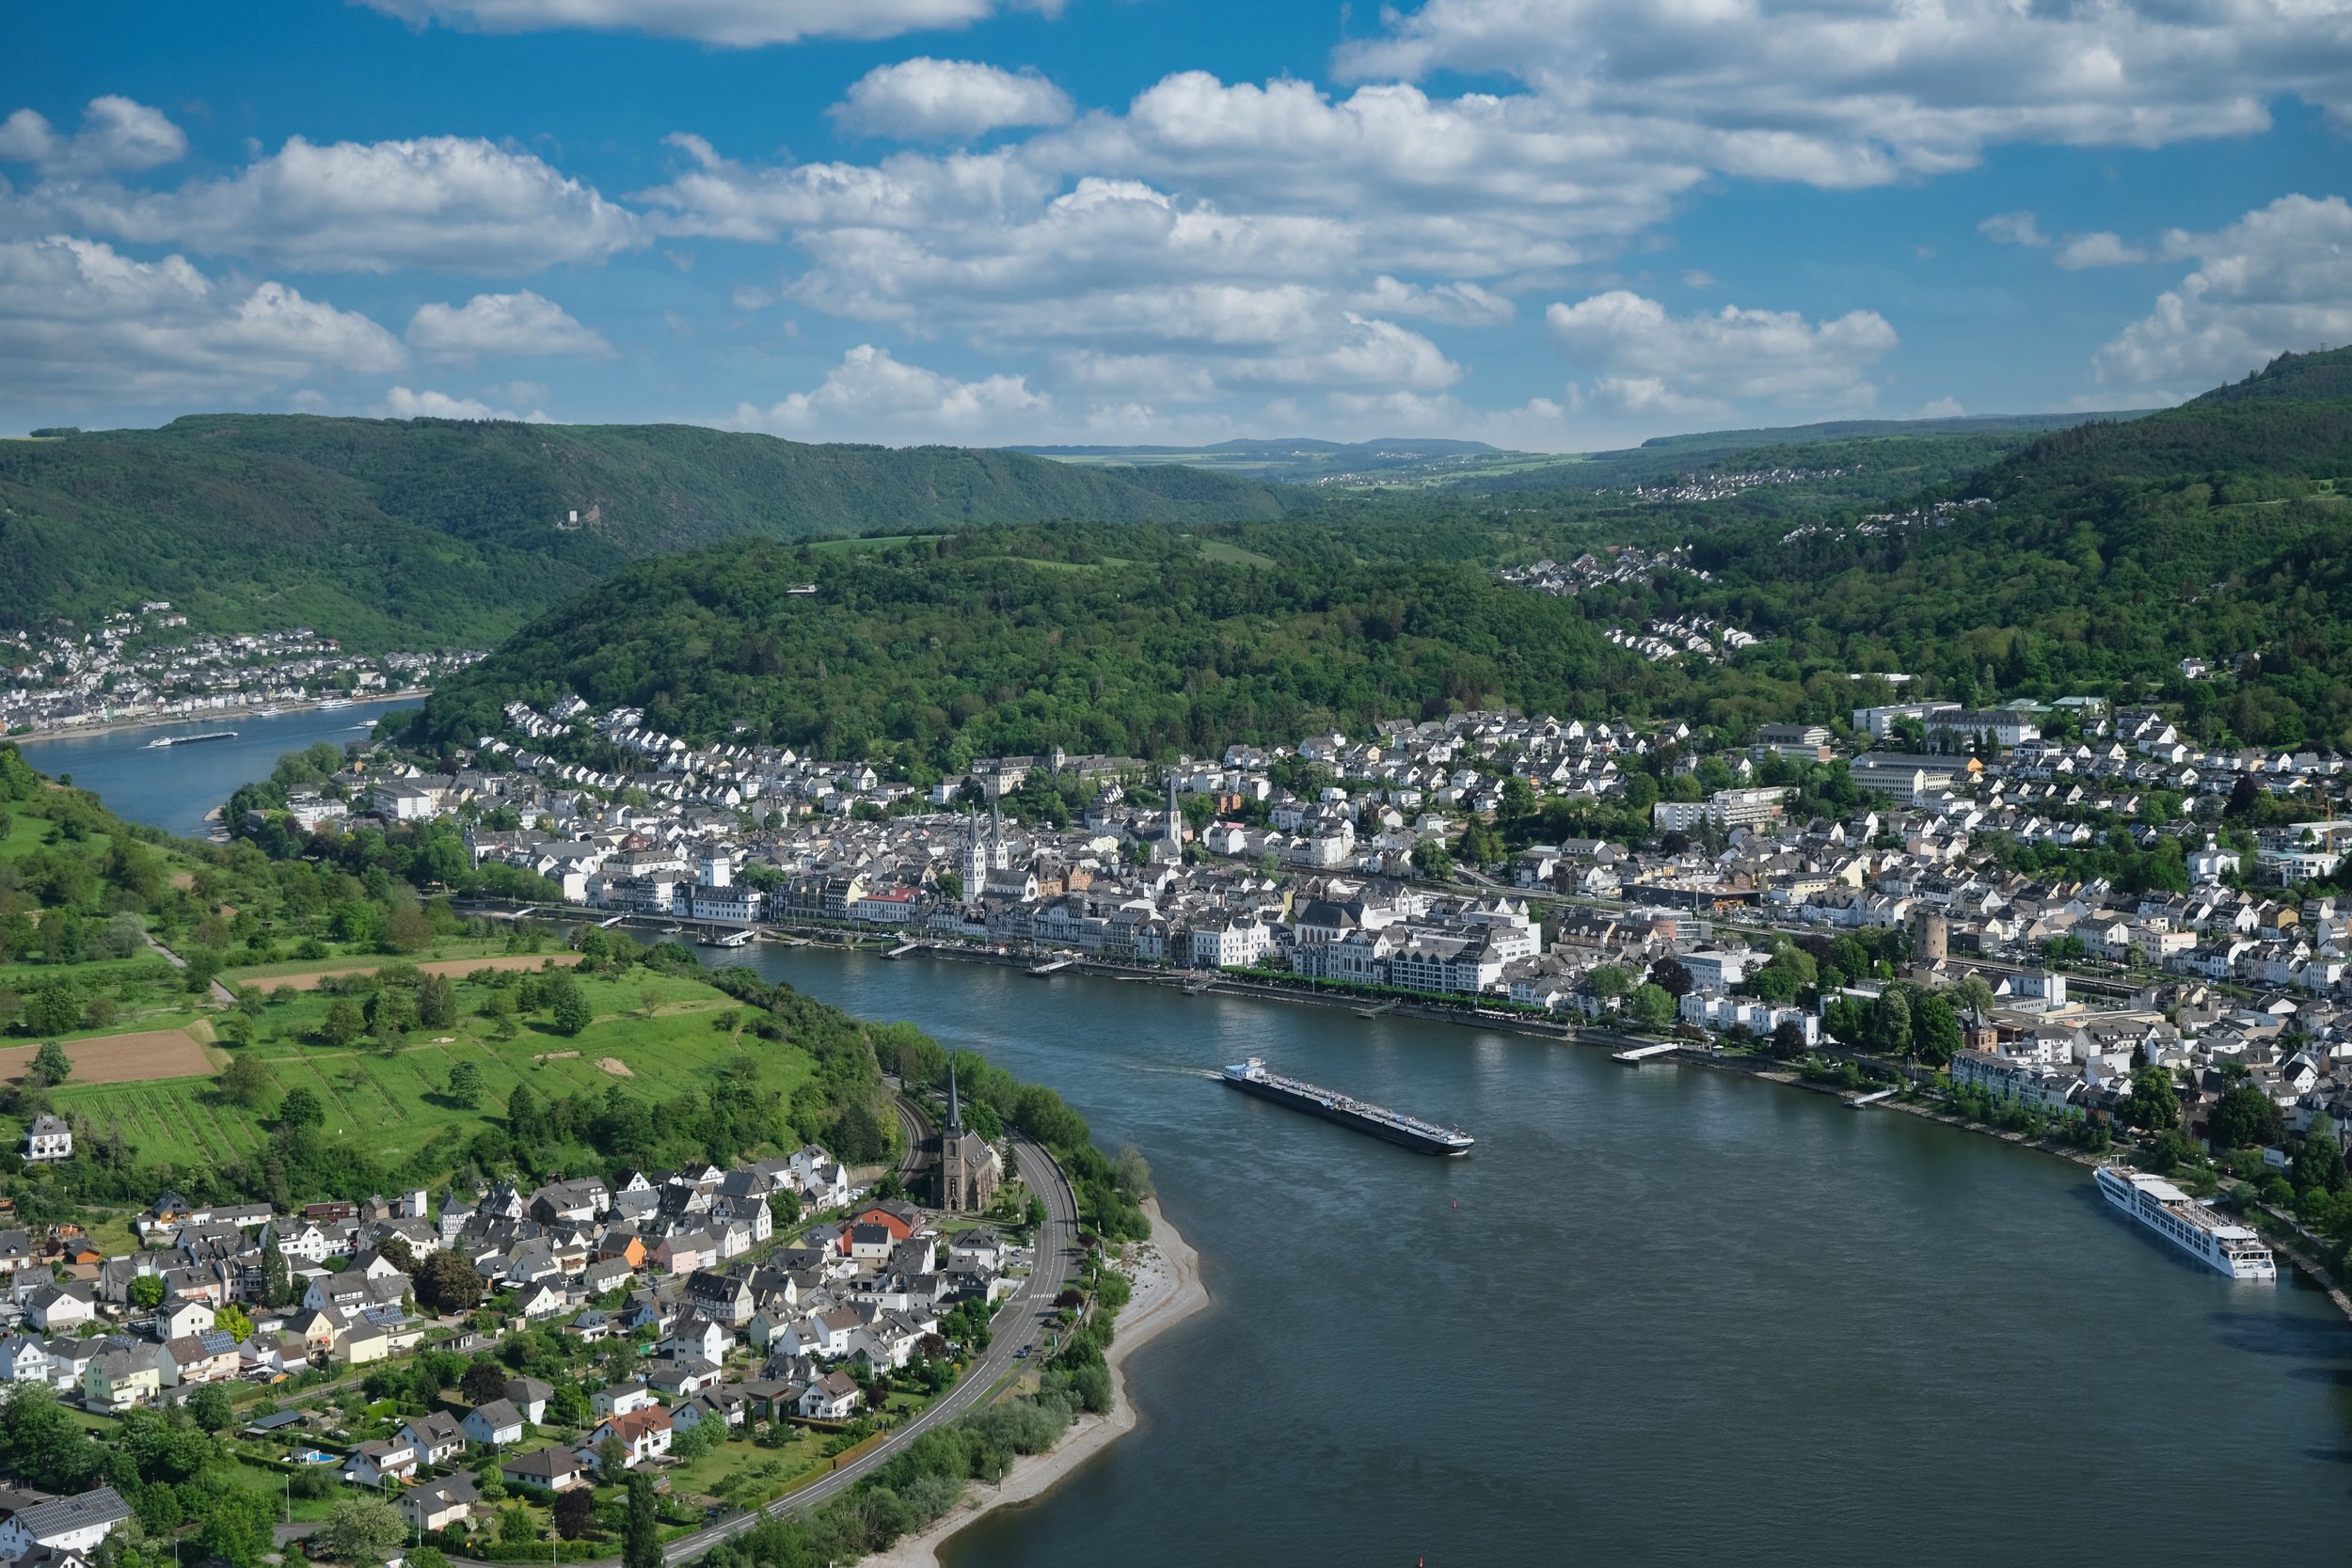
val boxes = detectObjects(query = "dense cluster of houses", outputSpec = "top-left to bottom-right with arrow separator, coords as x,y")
336,1184 -> 1020,1505
0,1144 -> 1026,1544
1606,615 -> 1762,664
0,603 -> 481,735
0,1142 -> 870,1409
1496,545 -> 1708,597
288,692 -> 2352,1164
1628,466 -> 1846,505
1781,495 -> 1996,546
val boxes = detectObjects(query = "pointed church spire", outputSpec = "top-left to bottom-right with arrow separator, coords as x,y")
946,1062 -> 962,1134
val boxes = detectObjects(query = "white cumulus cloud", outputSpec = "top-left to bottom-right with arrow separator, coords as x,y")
376,384 -> 548,420
358,0 -> 1063,47
1340,1 -> 2352,180
733,343 -> 1048,442
0,96 -> 186,177
15,135 -> 643,275
833,58 -> 1073,140
1347,275 -> 1514,325
1547,290 -> 1898,416
2054,231 -> 2151,269
2093,193 -> 2352,398
1979,210 -> 2049,248
0,234 -> 402,405
406,290 -> 612,359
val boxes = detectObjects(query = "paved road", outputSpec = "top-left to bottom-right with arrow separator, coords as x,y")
651,1132 -> 1080,1562
444,1134 -> 1080,1568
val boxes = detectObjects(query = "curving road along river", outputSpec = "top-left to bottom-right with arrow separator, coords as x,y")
431,1132 -> 1077,1568
648,1132 -> 1081,1562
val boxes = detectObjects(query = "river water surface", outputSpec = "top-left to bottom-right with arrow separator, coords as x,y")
13,699 -> 416,838
55,730 -> 2352,1564
713,945 -> 2352,1567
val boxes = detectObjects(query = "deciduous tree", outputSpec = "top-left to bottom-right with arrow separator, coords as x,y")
417,1253 -> 487,1316
549,976 -> 592,1037
218,1052 -> 271,1107
25,1039 -> 71,1088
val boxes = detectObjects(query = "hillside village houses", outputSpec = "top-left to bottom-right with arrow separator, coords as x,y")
283,689 -> 2352,1164
0,1123 -> 1025,1490
0,602 -> 484,736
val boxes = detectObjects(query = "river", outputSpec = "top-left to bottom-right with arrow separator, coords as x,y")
707,945 -> 2352,1567
10,699 -> 417,838
50,745 -> 2352,1562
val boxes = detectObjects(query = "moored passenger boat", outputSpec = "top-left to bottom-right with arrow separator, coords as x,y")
2094,1165 -> 2275,1279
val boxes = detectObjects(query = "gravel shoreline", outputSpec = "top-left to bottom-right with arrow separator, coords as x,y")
866,1195 -> 1207,1568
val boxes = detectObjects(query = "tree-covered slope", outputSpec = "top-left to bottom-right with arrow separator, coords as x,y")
0,415 -> 1298,648
415,525 -> 1624,767
1596,348 -> 2352,748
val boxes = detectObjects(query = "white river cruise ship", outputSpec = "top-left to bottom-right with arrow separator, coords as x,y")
2095,1165 -> 2276,1280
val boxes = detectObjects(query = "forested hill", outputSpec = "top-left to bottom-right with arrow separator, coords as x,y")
1622,347 -> 2352,751
1979,346 -> 2352,495
0,415 -> 1298,649
412,526 -> 1625,767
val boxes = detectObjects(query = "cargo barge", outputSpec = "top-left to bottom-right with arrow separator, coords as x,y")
145,730 -> 238,749
1222,1056 -> 1473,1155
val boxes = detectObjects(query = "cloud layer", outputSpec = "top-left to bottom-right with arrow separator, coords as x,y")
1342,0 -> 2352,181
0,96 -> 186,177
0,235 -> 402,401
1548,291 -> 1898,416
2095,194 -> 2352,397
359,0 -> 1062,47
833,58 -> 1073,140
735,343 -> 1047,440
406,290 -> 612,358
13,134 -> 643,274
11,0 -> 2352,439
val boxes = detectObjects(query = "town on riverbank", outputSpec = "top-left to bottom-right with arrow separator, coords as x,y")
0,1023 -> 1165,1568
2,599 -> 478,739
0,736 -> 1180,1568
233,690 -> 2352,1296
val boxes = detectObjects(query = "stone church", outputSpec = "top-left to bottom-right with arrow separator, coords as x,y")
939,1067 -> 1003,1213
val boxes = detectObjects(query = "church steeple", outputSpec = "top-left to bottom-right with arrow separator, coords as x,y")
945,1063 -> 963,1135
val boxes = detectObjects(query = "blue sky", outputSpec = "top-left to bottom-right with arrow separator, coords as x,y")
3,0 -> 2348,450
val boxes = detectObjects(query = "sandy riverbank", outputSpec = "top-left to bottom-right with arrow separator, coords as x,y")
867,1196 -> 1208,1568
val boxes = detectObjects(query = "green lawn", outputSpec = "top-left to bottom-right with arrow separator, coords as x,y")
665,1430 -> 834,1508
45,968 -> 811,1169
0,807 -> 113,860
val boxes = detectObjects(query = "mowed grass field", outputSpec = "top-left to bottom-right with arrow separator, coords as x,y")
47,964 -> 805,1172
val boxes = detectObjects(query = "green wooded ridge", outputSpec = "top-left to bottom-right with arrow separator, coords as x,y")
0,415 -> 1295,648
413,347 -> 2352,762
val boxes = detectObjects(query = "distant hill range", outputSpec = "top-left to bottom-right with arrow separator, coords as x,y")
2,361 -> 2328,654
1018,411 -> 2152,488
0,415 -> 1297,649
421,345 -> 2352,763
